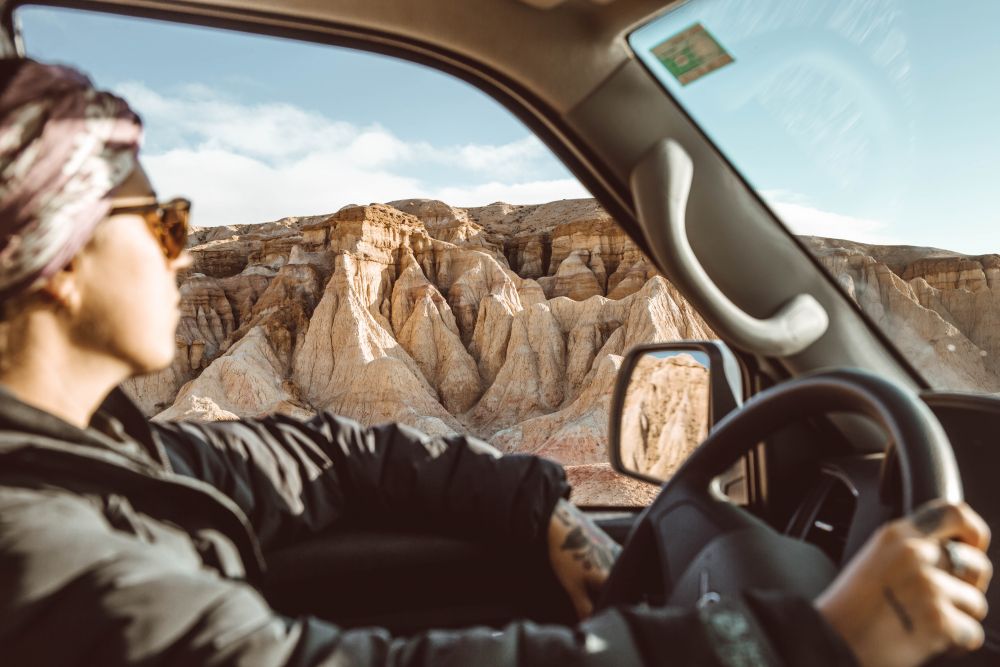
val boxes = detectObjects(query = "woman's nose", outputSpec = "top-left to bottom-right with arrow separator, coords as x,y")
170,250 -> 194,271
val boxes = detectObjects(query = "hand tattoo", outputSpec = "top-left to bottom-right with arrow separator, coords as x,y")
913,504 -> 950,536
554,499 -> 622,574
883,587 -> 915,634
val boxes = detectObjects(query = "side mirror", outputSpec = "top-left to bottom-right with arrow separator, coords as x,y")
609,341 -> 744,486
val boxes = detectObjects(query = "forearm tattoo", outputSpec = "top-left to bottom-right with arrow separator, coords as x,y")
554,499 -> 622,573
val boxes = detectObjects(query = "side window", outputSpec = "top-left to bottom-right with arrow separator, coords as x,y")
19,7 -> 715,506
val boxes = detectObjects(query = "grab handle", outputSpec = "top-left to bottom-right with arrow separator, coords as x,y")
631,140 -> 828,356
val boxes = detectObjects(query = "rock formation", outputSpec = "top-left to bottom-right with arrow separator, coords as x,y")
619,352 -> 710,481
123,198 -> 714,505
804,237 -> 1000,393
120,198 -> 1000,505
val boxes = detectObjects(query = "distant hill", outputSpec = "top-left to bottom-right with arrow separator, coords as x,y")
123,198 -> 1000,503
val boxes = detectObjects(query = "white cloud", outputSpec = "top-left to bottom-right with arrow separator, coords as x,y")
143,148 -> 423,226
761,189 -> 898,245
122,82 -> 903,240
116,81 -> 581,225
118,81 -> 365,161
448,137 -> 552,180
431,179 -> 591,208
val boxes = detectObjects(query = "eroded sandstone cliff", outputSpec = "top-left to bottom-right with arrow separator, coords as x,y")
804,237 -> 1000,393
124,198 -> 713,504
619,353 -> 710,483
122,198 -> 1000,504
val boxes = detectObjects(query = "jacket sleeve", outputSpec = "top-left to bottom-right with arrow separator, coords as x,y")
151,412 -> 569,551
0,491 -> 857,667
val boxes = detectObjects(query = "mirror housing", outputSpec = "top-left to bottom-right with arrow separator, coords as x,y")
609,341 -> 744,486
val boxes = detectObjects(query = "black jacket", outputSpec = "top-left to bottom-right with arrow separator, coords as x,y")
0,387 -> 857,666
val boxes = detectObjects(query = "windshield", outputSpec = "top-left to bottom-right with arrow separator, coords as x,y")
631,0 -> 1000,394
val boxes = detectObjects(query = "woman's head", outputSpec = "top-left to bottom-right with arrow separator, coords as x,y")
0,58 -> 190,378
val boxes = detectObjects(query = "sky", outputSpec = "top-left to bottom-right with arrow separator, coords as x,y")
632,0 -> 1000,255
18,5 -> 589,227
16,2 -> 1000,254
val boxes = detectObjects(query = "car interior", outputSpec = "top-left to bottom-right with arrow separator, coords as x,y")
4,0 -> 998,663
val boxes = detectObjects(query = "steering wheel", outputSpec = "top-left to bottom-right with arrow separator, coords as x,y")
598,368 -> 963,610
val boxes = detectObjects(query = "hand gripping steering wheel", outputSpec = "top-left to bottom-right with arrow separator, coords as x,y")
598,368 -> 962,610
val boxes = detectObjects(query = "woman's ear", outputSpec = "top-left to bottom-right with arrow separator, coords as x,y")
38,259 -> 82,314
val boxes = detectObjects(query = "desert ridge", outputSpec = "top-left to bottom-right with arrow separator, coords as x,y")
121,198 -> 1000,503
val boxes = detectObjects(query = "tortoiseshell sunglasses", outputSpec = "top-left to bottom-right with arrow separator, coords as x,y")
108,197 -> 191,260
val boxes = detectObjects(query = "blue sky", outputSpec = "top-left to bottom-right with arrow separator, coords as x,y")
18,5 -> 588,227
632,0 -> 1000,254
17,2 -> 1000,255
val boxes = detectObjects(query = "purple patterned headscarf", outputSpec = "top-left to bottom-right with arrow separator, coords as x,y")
0,58 -> 142,296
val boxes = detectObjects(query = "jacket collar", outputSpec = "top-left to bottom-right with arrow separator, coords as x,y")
0,384 -> 169,469
0,384 -> 267,577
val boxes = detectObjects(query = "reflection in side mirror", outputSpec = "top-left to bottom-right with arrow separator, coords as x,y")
609,341 -> 743,487
619,351 -> 711,482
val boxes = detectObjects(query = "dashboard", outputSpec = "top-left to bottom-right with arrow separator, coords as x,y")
786,391 -> 1000,662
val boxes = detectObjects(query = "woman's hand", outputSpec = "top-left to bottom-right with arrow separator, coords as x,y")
547,498 -> 622,619
817,501 -> 993,667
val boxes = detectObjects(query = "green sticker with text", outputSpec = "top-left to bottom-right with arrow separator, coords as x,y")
652,23 -> 734,86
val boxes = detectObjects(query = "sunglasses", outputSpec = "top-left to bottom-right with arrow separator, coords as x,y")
108,197 -> 191,260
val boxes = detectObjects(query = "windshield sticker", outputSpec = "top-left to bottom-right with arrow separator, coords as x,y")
651,23 -> 734,86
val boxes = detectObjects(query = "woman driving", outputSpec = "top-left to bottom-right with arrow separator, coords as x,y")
0,57 -> 990,667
